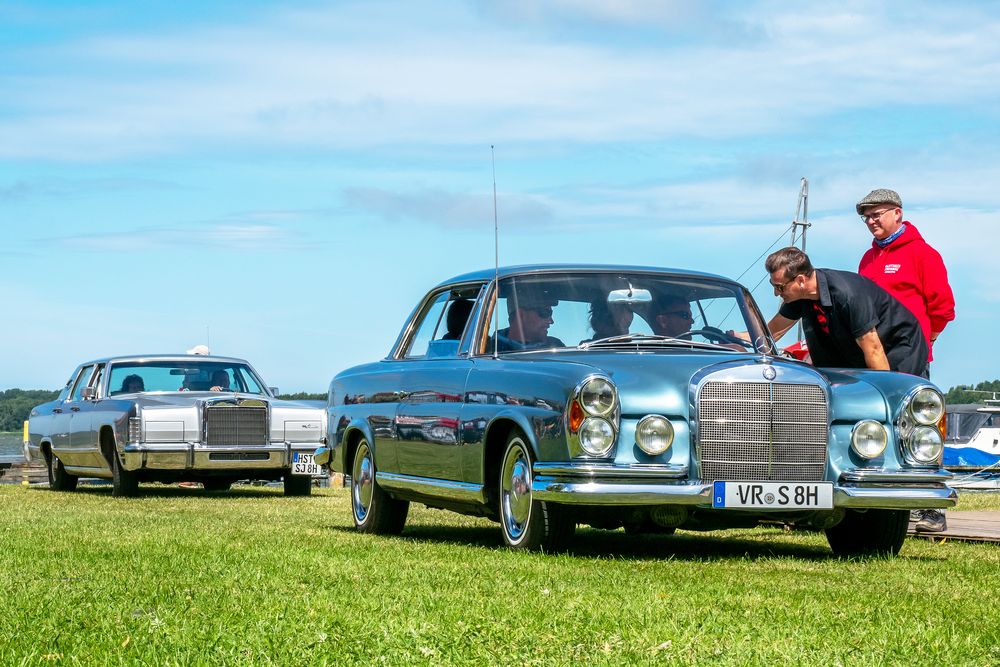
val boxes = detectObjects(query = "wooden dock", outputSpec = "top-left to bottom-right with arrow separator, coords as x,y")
908,511 -> 1000,543
0,456 -> 47,485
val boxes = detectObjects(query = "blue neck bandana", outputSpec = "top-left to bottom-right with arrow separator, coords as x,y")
875,222 -> 907,248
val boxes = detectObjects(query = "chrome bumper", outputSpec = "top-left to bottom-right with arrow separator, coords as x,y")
122,441 -> 321,471
531,463 -> 958,510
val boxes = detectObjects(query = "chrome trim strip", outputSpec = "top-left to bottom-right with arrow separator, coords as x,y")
533,462 -> 689,478
839,468 -> 953,483
377,472 -> 486,504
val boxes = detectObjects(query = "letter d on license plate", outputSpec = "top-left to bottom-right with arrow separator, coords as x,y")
712,481 -> 833,509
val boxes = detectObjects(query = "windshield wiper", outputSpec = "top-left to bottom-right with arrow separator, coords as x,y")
579,334 -> 736,352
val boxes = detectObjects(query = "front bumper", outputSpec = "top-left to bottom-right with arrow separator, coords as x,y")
531,463 -> 958,510
122,441 -> 321,471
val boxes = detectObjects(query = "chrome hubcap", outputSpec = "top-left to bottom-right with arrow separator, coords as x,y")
352,444 -> 374,522
502,439 -> 532,540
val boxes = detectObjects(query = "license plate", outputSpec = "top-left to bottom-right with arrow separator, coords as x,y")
712,481 -> 833,509
291,452 -> 325,477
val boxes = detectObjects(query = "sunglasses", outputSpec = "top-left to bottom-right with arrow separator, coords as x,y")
529,306 -> 553,318
664,310 -> 693,320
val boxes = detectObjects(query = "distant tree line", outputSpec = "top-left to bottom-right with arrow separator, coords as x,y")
0,389 -> 59,432
944,379 -> 1000,405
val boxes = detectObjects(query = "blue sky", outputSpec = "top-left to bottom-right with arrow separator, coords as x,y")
2,0 -> 998,394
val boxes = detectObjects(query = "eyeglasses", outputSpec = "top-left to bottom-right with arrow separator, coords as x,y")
530,306 -> 553,318
770,276 -> 798,293
860,208 -> 895,223
664,310 -> 693,320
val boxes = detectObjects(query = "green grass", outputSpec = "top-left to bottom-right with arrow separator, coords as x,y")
1,486 -> 999,666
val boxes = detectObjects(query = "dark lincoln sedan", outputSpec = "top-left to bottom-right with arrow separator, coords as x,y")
315,265 -> 955,555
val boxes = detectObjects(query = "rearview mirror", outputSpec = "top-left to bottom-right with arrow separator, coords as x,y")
269,387 -> 280,396
608,288 -> 652,305
81,386 -> 97,401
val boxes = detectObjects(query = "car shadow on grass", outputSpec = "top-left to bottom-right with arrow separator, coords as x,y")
70,484 -> 285,499
329,523 -> 936,562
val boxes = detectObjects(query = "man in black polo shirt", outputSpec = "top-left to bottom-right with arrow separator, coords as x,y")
762,247 -> 928,376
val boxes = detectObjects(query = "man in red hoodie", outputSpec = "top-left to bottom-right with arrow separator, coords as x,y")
856,188 -> 956,533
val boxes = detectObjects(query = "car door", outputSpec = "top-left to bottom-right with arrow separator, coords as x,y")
392,285 -> 482,482
69,363 -> 107,469
52,364 -> 95,467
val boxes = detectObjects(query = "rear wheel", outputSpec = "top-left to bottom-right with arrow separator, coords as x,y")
283,473 -> 312,497
47,452 -> 78,492
111,451 -> 139,497
499,430 -> 574,551
351,438 -> 408,534
825,509 -> 909,557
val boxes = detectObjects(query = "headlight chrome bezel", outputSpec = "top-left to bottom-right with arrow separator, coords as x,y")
851,419 -> 888,459
567,375 -> 619,458
579,417 -> 616,456
909,387 -> 945,426
635,415 -> 674,456
897,385 -> 946,466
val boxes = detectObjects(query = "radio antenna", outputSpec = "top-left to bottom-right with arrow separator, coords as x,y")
491,145 -> 500,359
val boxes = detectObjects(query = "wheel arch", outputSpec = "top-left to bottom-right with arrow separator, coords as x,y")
482,414 -> 535,511
342,420 -> 377,478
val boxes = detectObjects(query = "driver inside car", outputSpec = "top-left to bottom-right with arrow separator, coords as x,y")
492,293 -> 565,352
650,295 -> 694,337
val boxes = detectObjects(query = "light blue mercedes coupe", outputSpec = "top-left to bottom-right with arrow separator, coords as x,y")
316,265 -> 955,555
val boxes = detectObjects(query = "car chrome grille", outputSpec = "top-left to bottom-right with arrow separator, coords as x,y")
698,381 -> 828,482
205,405 -> 268,447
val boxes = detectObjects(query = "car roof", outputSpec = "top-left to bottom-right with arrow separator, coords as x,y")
434,264 -> 735,288
74,354 -> 251,366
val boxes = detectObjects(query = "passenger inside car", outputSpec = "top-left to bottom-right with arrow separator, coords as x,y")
117,374 -> 145,394
649,295 -> 694,338
442,298 -> 474,340
582,298 -> 633,344
492,293 -> 565,352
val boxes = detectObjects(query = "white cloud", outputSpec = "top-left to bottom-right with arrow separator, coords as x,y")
1,2 -> 998,159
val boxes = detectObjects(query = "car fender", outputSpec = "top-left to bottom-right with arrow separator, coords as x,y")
337,417 -> 377,474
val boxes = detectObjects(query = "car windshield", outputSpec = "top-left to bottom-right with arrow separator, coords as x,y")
478,271 -> 772,355
107,361 -> 266,395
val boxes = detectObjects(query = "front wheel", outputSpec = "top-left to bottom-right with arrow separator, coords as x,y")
111,451 -> 139,497
499,431 -> 574,551
283,473 -> 312,497
351,438 -> 408,534
825,509 -> 908,557
47,453 -> 78,492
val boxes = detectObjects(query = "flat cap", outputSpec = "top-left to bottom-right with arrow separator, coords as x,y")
856,188 -> 902,215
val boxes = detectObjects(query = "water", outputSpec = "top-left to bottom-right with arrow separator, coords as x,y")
0,433 -> 23,459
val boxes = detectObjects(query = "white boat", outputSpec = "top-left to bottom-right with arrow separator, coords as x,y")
944,400 -> 1000,489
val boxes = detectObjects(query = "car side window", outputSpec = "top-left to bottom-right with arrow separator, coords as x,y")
402,291 -> 451,359
70,365 -> 95,401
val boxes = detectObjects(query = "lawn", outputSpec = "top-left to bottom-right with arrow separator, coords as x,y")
1,485 -> 998,666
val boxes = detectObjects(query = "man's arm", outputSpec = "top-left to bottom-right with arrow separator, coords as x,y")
855,329 -> 890,370
767,314 -> 798,342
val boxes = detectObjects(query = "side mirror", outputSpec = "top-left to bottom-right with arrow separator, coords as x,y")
81,386 -> 97,401
269,387 -> 280,397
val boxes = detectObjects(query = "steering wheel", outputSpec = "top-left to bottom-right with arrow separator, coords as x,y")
681,326 -> 750,347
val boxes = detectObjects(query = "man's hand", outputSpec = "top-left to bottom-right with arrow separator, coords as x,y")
856,329 -> 890,370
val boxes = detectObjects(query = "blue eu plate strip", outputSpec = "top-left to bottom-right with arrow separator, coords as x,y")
713,481 -> 725,508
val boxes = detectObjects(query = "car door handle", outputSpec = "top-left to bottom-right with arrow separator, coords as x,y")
70,406 -> 80,412
53,408 -> 63,414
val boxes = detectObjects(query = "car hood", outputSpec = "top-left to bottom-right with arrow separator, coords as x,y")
517,349 -> 887,418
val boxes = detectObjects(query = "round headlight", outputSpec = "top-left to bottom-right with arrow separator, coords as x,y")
580,377 -> 616,417
851,420 -> 887,459
635,415 -> 674,456
909,425 -> 943,464
579,417 -> 615,456
909,388 -> 944,426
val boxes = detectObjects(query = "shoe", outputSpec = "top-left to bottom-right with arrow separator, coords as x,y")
913,509 -> 947,533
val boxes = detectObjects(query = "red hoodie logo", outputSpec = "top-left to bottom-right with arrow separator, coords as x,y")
884,263 -> 901,274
